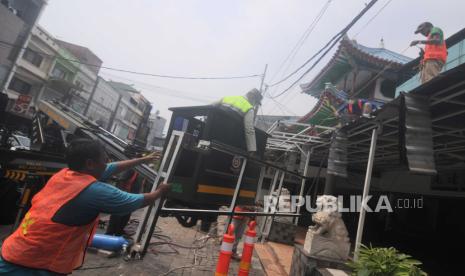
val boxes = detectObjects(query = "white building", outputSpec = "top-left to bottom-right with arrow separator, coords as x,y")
4,25 -> 58,119
146,111 -> 166,149
0,0 -> 47,91
85,77 -> 120,129
108,81 -> 151,142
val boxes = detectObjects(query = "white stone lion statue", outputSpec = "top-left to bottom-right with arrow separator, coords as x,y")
304,195 -> 350,260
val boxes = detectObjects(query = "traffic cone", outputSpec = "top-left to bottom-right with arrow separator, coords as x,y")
238,220 -> 257,276
215,224 -> 235,276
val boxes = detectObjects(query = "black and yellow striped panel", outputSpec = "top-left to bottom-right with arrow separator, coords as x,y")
3,170 -> 54,182
197,184 -> 256,198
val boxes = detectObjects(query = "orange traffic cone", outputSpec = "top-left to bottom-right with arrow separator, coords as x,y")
215,224 -> 235,276
238,220 -> 257,276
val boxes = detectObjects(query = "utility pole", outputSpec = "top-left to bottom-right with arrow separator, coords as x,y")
84,76 -> 100,116
255,64 -> 268,124
259,64 -> 268,95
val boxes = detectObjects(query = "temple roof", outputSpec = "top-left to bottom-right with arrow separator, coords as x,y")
351,41 -> 412,64
300,36 -> 412,97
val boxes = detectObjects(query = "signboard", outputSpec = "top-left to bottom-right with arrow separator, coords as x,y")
11,94 -> 32,115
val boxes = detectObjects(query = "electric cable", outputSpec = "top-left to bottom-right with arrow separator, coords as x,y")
99,71 -> 216,103
268,0 -> 332,83
267,0 -> 379,98
353,0 -> 394,38
0,40 -> 262,80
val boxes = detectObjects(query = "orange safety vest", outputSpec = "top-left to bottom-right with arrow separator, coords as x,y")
424,35 -> 447,63
2,168 -> 99,274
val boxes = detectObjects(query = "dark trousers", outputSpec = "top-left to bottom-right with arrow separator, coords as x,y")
105,214 -> 131,236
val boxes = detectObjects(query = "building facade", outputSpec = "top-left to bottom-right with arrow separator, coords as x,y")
3,24 -> 103,123
108,81 -> 151,142
1,6 -> 153,145
85,77 -> 120,129
298,36 -> 412,134
146,112 -> 166,150
56,40 -> 102,115
0,0 -> 46,91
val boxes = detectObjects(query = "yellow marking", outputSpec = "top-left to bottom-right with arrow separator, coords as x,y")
239,261 -> 251,270
40,103 -> 71,130
20,173 -> 26,181
21,212 -> 35,236
197,185 -> 256,198
7,169 -> 54,176
20,189 -> 32,205
215,273 -> 227,276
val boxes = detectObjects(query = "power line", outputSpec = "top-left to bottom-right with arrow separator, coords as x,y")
266,0 -> 332,113
99,71 -> 216,103
269,0 -> 380,99
268,33 -> 343,98
267,30 -> 342,88
353,0 -> 394,38
269,0 -> 332,83
0,40 -> 262,80
271,97 -> 298,115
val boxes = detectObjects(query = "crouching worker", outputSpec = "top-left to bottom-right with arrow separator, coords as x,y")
0,138 -> 170,275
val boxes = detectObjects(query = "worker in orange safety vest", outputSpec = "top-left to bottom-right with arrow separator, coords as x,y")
231,205 -> 256,260
0,138 -> 170,275
410,22 -> 448,84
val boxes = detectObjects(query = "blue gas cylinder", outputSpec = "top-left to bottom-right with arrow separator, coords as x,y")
90,234 -> 129,251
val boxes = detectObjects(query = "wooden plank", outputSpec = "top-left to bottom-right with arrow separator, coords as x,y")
255,243 -> 288,276
267,242 -> 294,275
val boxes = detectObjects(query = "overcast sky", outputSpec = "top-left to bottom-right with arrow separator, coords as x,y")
39,0 -> 465,121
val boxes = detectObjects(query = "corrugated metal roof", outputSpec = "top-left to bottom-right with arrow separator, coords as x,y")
108,81 -> 140,94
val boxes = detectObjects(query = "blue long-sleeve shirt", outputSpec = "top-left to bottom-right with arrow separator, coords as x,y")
0,163 -> 144,275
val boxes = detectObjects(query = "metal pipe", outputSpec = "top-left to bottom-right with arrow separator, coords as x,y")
432,109 -> 465,122
160,208 -> 300,217
226,157 -> 248,228
266,146 -> 300,153
295,149 -> 311,225
132,131 -> 179,244
348,117 -> 397,137
275,125 -> 313,148
255,166 -> 266,203
279,121 -> 335,130
430,79 -> 465,101
354,127 -> 378,261
269,135 -> 325,143
259,170 -> 280,240
263,172 -> 286,240
266,120 -> 278,134
271,131 -> 325,140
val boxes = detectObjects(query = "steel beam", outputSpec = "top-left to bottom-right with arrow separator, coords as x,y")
432,109 -> 465,122
354,127 -> 378,261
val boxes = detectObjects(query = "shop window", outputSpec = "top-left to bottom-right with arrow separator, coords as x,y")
8,77 -> 32,94
23,49 -> 43,67
51,65 -> 68,80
